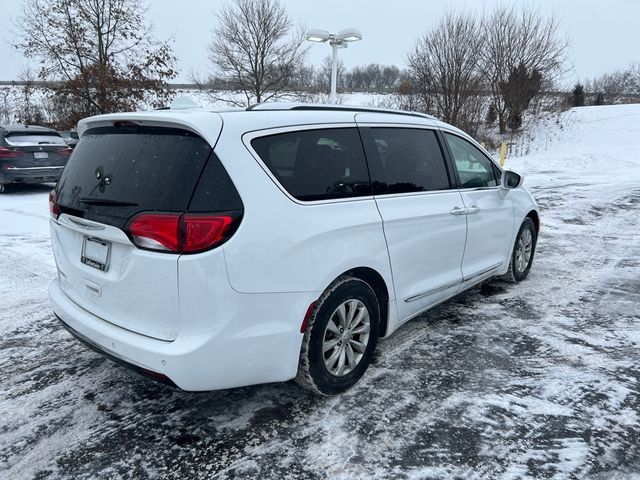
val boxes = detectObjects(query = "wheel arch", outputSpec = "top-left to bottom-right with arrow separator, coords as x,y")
526,209 -> 540,233
339,266 -> 390,338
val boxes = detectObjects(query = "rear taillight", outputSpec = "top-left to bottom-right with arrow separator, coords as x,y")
181,215 -> 233,252
126,212 -> 237,253
56,147 -> 73,157
127,214 -> 181,251
49,190 -> 61,220
0,147 -> 21,159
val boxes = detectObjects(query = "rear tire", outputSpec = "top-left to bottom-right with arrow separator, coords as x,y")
0,184 -> 5,194
295,276 -> 380,395
503,218 -> 537,283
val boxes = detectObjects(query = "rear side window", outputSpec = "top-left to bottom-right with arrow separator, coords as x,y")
189,153 -> 243,213
251,128 -> 371,201
56,125 -> 212,228
444,133 -> 499,188
363,128 -> 451,194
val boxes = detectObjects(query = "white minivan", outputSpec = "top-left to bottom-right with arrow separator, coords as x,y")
49,103 -> 539,395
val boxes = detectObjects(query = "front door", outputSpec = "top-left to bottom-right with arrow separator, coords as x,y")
442,132 -> 514,284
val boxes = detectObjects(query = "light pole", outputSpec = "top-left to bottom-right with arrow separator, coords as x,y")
305,28 -> 363,104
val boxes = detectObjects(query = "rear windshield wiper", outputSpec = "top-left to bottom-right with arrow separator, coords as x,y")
79,197 -> 138,207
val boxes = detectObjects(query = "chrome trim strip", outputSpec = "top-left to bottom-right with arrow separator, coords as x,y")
4,166 -> 64,172
462,262 -> 502,283
352,121 -> 437,129
398,269 -> 500,325
66,216 -> 106,231
404,280 -> 460,303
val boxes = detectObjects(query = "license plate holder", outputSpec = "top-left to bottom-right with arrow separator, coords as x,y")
81,237 -> 111,271
34,152 -> 48,159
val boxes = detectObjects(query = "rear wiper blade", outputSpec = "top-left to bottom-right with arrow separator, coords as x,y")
79,197 -> 138,207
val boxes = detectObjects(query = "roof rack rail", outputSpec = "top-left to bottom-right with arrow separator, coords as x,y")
246,102 -> 436,121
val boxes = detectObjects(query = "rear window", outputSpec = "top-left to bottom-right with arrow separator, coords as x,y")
56,125 -> 213,228
5,132 -> 66,146
251,128 -> 371,201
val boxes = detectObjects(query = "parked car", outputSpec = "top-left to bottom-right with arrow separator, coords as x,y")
58,130 -> 80,149
0,124 -> 72,193
48,103 -> 540,395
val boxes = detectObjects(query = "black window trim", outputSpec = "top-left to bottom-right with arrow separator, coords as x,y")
243,123 -> 376,206
358,124 -> 457,198
243,123 -> 504,204
439,128 -> 503,191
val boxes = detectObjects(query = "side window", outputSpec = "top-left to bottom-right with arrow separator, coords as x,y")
251,128 -> 371,201
189,153 -> 244,213
444,133 -> 499,188
364,128 -> 451,195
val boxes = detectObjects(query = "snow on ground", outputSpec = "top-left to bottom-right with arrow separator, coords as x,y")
1,105 -> 640,479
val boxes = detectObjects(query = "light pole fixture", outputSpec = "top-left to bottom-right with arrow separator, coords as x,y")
305,28 -> 363,104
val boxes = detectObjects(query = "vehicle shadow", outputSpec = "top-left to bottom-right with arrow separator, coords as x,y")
0,183 -> 55,196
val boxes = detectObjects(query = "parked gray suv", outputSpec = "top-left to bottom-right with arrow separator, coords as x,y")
0,124 -> 72,193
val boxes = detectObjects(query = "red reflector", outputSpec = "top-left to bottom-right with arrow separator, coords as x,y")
1,163 -> 15,170
127,213 -> 181,252
57,147 -> 73,157
49,190 -> 61,220
182,215 -> 232,252
300,302 -> 316,333
0,147 -> 21,159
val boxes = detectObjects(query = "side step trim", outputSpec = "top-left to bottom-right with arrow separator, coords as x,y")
404,280 -> 460,303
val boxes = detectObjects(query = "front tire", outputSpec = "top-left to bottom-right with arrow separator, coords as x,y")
295,276 -> 380,395
503,218 -> 537,283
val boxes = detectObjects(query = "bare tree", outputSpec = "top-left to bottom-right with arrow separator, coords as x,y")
207,0 -> 307,107
317,55 -> 346,91
408,11 -> 486,134
480,5 -> 569,133
586,63 -> 640,105
15,0 -> 176,128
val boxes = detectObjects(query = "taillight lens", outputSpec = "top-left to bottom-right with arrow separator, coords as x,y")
49,190 -> 61,219
126,213 -> 237,253
127,214 -> 181,251
0,147 -> 21,159
181,215 -> 233,252
57,147 -> 73,157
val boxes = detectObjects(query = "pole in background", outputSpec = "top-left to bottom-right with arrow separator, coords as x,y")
330,43 -> 338,104
305,28 -> 363,105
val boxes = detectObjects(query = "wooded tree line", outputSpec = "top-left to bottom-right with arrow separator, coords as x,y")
9,0 -> 634,135
571,63 -> 640,107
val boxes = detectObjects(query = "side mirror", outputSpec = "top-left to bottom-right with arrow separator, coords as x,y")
501,170 -> 523,189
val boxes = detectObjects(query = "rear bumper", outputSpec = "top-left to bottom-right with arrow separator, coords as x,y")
1,166 -> 64,184
57,315 -> 177,387
49,279 -> 315,391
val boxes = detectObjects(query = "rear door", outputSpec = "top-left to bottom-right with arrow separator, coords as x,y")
358,124 -> 467,323
52,124 -> 215,341
442,132 -> 514,284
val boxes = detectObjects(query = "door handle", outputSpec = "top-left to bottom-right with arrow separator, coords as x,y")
450,206 -> 467,216
466,206 -> 481,215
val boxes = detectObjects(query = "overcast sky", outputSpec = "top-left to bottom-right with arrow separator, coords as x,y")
1,0 -> 639,86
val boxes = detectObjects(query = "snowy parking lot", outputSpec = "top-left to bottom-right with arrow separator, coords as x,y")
1,105 -> 640,479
